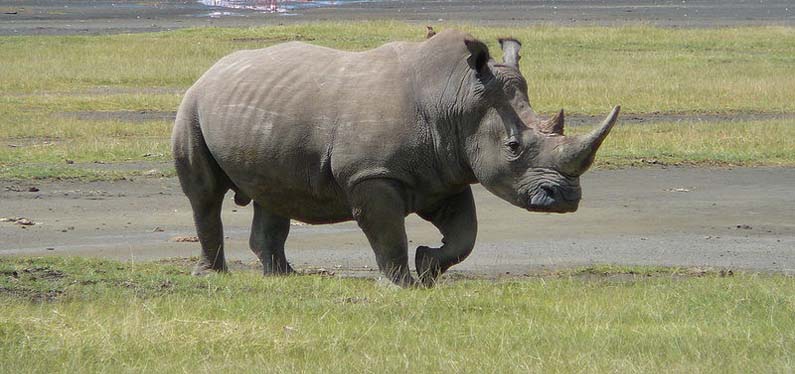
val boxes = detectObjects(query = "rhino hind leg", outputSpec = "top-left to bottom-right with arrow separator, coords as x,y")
350,179 -> 416,287
416,186 -> 477,287
187,195 -> 228,275
173,107 -> 232,275
250,202 -> 294,274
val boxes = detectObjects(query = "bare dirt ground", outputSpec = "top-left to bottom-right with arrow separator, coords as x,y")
1,0 -> 794,36
2,167 -> 794,276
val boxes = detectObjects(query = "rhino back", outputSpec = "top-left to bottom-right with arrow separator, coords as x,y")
187,42 -> 435,221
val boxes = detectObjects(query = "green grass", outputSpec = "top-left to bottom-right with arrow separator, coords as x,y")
0,257 -> 793,372
1,22 -> 794,179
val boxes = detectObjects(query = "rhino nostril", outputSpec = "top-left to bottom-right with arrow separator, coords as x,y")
540,185 -> 555,199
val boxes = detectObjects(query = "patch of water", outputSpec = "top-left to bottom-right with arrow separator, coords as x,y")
199,0 -> 371,14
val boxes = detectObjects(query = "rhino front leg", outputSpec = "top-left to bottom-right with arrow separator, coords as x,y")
250,202 -> 294,275
350,179 -> 416,287
416,186 -> 477,287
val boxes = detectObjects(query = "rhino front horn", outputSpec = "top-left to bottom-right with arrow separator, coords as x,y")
562,106 -> 621,174
582,105 -> 621,152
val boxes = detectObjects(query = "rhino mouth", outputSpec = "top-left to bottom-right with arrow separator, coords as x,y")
525,185 -> 580,213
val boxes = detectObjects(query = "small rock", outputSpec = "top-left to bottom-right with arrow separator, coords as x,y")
639,158 -> 663,165
28,186 -> 39,192
65,159 -> 75,164
172,236 -> 199,243
305,268 -> 334,276
16,218 -> 34,226
46,247 -> 55,251
735,224 -> 752,230
665,187 -> 691,193
152,226 -> 164,232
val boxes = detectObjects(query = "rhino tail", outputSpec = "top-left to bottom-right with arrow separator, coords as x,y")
233,188 -> 251,206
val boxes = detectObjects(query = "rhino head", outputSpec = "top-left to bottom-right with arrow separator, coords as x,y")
458,36 -> 620,213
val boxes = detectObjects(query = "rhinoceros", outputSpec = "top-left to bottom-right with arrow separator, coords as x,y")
172,29 -> 620,287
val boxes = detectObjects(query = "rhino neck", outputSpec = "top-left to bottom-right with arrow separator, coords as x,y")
408,34 -> 490,187
427,113 -> 481,187
414,71 -> 481,187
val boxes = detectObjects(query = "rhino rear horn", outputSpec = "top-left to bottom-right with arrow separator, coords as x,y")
539,109 -> 565,135
498,37 -> 521,68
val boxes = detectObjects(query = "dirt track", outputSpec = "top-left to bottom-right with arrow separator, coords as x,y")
3,167 -> 794,276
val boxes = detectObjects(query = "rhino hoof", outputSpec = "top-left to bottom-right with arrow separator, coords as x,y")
263,263 -> 296,276
415,246 -> 442,287
261,255 -> 296,275
191,262 -> 228,276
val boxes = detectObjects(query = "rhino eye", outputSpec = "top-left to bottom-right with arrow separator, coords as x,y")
506,139 -> 520,151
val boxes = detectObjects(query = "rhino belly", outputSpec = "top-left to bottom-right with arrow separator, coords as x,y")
245,185 -> 354,224
204,126 -> 353,224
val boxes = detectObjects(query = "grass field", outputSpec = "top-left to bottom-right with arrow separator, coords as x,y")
1,257 -> 793,372
1,22 -> 794,179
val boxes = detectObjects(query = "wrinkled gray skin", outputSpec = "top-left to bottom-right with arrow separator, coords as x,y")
172,30 -> 620,287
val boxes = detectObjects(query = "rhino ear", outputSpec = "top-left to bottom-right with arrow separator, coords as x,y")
498,37 -> 521,68
464,38 -> 490,75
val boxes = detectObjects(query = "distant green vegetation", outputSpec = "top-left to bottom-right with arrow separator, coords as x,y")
3,23 -> 794,113
1,22 -> 794,179
1,257 -> 793,373
573,118 -> 795,167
